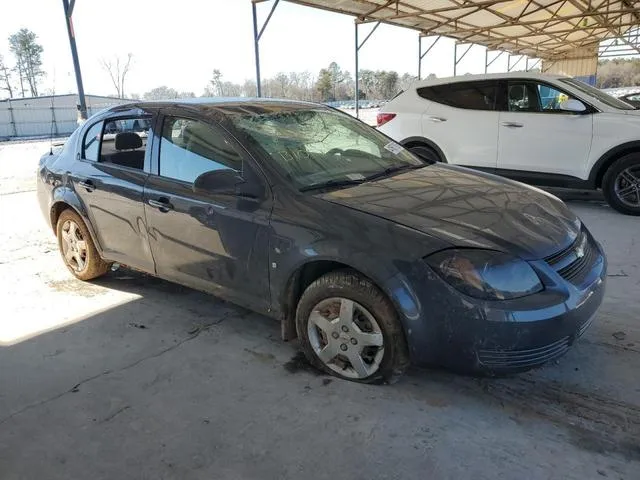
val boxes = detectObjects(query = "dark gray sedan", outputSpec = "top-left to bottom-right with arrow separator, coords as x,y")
37,98 -> 607,383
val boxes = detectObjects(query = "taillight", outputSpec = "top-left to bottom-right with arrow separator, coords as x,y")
376,112 -> 396,127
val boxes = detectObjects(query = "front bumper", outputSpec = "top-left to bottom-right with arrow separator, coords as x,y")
387,229 -> 607,374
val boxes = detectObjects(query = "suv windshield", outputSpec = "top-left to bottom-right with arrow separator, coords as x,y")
560,78 -> 636,110
228,108 -> 424,190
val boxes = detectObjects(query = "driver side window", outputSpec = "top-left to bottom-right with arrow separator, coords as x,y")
507,82 -> 580,114
536,83 -> 577,113
159,117 -> 243,184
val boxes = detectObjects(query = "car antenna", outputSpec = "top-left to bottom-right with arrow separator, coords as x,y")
49,69 -> 56,155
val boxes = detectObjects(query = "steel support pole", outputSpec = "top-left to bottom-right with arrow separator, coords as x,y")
485,48 -> 488,73
7,98 -> 17,136
355,22 -> 359,118
252,2 -> 261,97
354,21 -> 381,119
418,35 -> 441,80
508,54 -> 525,72
454,43 -> 472,76
453,43 -> 457,76
62,0 -> 87,121
252,0 -> 280,98
418,35 -> 422,80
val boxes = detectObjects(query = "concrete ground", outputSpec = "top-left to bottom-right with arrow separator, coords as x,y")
1,140 -> 639,480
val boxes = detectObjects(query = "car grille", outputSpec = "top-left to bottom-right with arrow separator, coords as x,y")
545,229 -> 598,285
478,336 -> 570,369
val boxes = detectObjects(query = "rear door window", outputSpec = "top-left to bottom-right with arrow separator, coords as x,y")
417,81 -> 498,110
99,116 -> 152,170
82,121 -> 103,161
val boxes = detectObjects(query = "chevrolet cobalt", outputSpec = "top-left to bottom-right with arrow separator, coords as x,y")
37,99 -> 606,383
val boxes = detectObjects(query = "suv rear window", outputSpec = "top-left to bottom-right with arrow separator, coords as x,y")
417,81 -> 497,111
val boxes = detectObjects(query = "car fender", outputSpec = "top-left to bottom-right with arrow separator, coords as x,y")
273,242 -> 422,344
50,185 -> 104,256
588,140 -> 640,188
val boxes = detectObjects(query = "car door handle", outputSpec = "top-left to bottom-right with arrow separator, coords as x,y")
148,198 -> 174,212
501,121 -> 523,128
428,116 -> 447,123
78,179 -> 95,192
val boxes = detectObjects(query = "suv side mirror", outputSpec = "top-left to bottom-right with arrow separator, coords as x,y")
193,169 -> 244,195
559,98 -> 587,113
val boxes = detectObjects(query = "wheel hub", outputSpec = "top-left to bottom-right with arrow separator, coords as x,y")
307,297 -> 385,380
614,166 -> 640,208
61,220 -> 87,272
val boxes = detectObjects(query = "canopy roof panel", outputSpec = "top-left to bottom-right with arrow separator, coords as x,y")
286,0 -> 640,59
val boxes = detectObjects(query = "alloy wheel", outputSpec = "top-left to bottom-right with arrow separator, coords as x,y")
307,297 -> 385,379
614,166 -> 640,208
60,220 -> 88,272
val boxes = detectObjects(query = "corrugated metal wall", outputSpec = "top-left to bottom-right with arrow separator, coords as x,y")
0,95 -> 132,139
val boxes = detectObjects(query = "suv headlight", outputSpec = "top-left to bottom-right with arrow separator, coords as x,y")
425,249 -> 543,300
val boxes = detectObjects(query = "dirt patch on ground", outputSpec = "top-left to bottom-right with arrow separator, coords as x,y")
46,279 -> 107,297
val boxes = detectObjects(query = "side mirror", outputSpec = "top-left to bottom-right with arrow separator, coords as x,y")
193,169 -> 244,195
559,98 -> 587,113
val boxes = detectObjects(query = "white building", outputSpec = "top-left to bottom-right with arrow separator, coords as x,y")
0,94 -> 133,139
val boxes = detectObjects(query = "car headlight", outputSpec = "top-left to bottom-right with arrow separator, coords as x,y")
425,249 -> 543,300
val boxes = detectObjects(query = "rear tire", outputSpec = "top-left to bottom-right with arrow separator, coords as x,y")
408,144 -> 441,164
602,153 -> 640,216
295,269 -> 409,384
56,209 -> 110,280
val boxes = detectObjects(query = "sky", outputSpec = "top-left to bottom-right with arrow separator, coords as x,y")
0,0 -> 513,99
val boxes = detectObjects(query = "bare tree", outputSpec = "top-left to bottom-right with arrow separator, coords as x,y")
0,54 -> 13,98
100,53 -> 133,98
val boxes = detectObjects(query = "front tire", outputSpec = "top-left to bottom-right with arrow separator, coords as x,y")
295,270 -> 409,384
56,209 -> 110,280
602,153 -> 640,216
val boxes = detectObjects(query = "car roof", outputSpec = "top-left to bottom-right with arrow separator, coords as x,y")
411,71 -> 569,89
106,97 -> 324,115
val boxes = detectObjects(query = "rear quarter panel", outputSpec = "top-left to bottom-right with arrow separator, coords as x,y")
377,90 -> 425,141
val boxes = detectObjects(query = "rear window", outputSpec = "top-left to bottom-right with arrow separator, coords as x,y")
417,81 -> 497,111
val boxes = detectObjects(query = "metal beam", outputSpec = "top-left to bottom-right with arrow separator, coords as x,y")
418,35 -> 441,80
508,54 -> 526,72
355,22 -> 359,118
485,50 -> 505,72
61,0 -> 87,121
252,0 -> 281,97
527,58 -> 542,70
355,21 -> 381,118
454,43 -> 473,76
357,20 -> 381,50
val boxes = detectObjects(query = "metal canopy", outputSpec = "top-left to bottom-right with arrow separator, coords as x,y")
286,0 -> 640,60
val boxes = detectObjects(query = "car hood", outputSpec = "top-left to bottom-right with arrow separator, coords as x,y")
316,165 -> 581,260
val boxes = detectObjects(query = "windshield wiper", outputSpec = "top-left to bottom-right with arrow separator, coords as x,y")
364,163 -> 424,182
299,178 -> 366,192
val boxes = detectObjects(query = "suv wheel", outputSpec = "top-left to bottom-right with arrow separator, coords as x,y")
602,153 -> 640,216
56,209 -> 111,280
408,144 -> 441,164
295,269 -> 409,384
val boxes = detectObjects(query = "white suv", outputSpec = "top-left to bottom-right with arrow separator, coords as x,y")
377,72 -> 640,215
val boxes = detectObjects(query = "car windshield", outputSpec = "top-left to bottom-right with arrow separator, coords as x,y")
560,78 -> 636,110
228,107 -> 424,190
